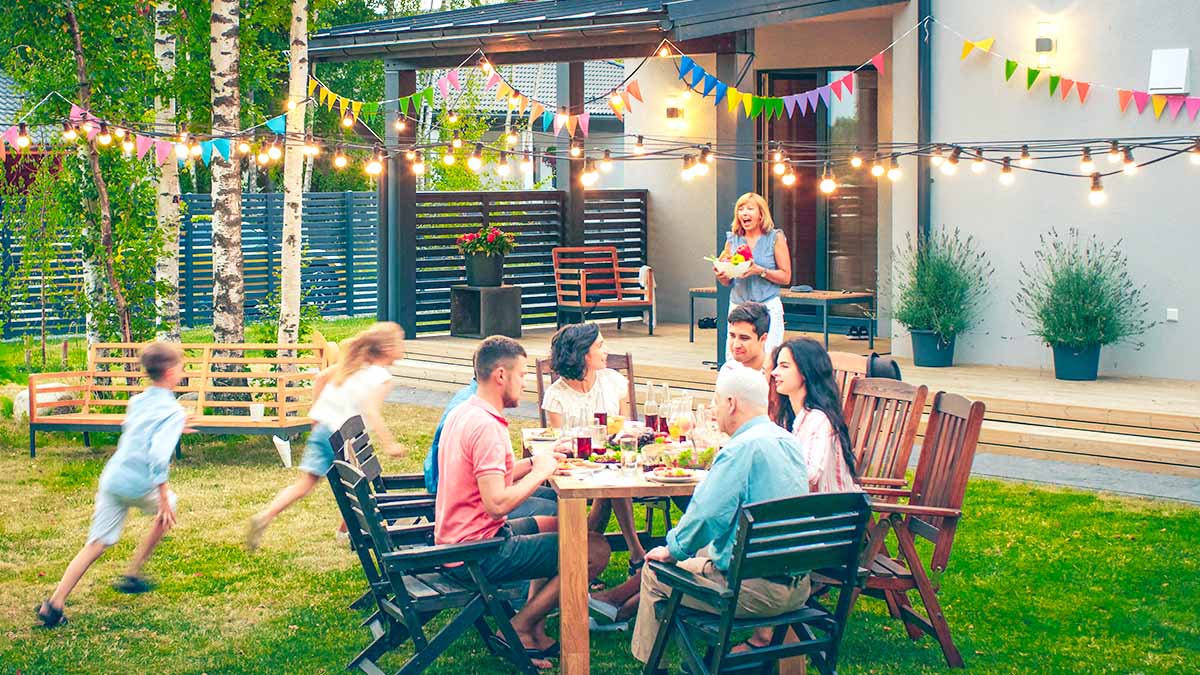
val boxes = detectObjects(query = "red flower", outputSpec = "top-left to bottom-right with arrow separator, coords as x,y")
487,231 -> 496,242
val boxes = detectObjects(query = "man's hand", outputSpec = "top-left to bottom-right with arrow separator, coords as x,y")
530,453 -> 557,478
645,546 -> 675,564
551,437 -> 576,455
156,505 -> 176,530
183,413 -> 199,434
383,443 -> 405,458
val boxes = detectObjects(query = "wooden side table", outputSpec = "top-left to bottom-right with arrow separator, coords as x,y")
450,285 -> 522,338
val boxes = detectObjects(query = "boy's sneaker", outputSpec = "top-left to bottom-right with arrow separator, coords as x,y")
36,600 -> 67,628
113,575 -> 155,594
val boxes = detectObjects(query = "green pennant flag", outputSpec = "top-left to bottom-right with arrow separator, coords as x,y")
749,96 -> 765,118
1026,67 -> 1041,90
770,97 -> 785,119
362,101 -> 379,116
421,87 -> 435,109
1048,75 -> 1060,97
1004,59 -> 1019,81
399,95 -> 411,116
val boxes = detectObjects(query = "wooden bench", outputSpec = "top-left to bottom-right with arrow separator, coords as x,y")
26,333 -> 338,458
553,246 -> 654,333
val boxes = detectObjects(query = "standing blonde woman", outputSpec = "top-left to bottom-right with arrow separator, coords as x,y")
246,322 -> 406,551
714,192 -> 792,358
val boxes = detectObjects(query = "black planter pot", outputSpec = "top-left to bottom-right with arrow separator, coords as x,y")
465,253 -> 504,287
1052,344 -> 1101,381
910,329 -> 956,367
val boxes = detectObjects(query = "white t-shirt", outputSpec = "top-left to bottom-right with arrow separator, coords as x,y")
541,368 -> 628,421
308,364 -> 393,430
719,358 -> 768,380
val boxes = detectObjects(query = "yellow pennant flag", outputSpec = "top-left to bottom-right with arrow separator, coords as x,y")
496,83 -> 511,102
308,78 -> 318,97
317,86 -> 329,106
961,40 -> 976,60
975,37 -> 995,52
1152,94 -> 1168,118
961,37 -> 995,60
351,100 -> 363,120
742,93 -> 754,117
726,88 -> 742,114
324,90 -> 336,111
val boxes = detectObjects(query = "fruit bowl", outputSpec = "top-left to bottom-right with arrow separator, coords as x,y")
707,258 -> 753,278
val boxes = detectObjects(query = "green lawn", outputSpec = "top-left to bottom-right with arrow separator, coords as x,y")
1,400 -> 1197,674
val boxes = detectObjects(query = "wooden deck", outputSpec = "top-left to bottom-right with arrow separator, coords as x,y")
396,321 -> 1200,478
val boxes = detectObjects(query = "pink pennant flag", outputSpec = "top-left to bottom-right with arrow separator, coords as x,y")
485,71 -> 501,90
1060,78 -> 1074,101
135,134 -> 154,159
155,140 -> 172,166
1166,95 -> 1186,119
1132,91 -> 1150,114
2,126 -> 19,147
553,112 -> 565,136
817,85 -> 831,108
70,104 -> 86,121
447,69 -> 461,91
830,79 -> 844,101
1076,81 -> 1091,103
436,77 -> 451,100
1187,97 -> 1200,121
842,73 -> 854,95
577,112 -> 590,137
871,53 -> 885,75
783,94 -> 797,117
85,123 -> 99,140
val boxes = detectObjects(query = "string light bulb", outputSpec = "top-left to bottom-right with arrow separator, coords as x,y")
887,155 -> 902,182
701,144 -> 714,164
394,117 -> 407,132
341,114 -> 354,128
62,121 -> 78,142
1079,147 -> 1095,174
771,145 -> 784,163
80,120 -> 93,134
850,147 -> 864,169
520,150 -> 533,173
1088,172 -> 1106,206
581,158 -> 599,187
658,45 -> 671,58
781,165 -> 797,187
121,136 -> 134,155
819,163 -> 838,194
971,148 -> 986,174
267,142 -> 282,161
446,111 -> 459,124
189,142 -> 203,158
467,143 -> 483,172
451,130 -> 462,149
680,154 -> 696,181
16,123 -> 30,149
930,145 -> 945,167
404,148 -> 416,161
303,136 -> 320,157
569,140 -> 583,158
633,135 -> 645,155
870,154 -> 885,178
773,153 -> 787,176
693,152 -> 709,177
238,140 -> 252,155
333,148 -> 348,169
442,145 -> 455,165
610,92 -> 624,107
556,108 -> 570,128
1122,147 -> 1138,175
1019,144 -> 1033,168
97,123 -> 112,146
999,157 -> 1014,185
599,149 -> 614,173
941,147 -> 961,175
505,128 -> 519,146
365,150 -> 383,176
679,83 -> 692,100
113,127 -> 126,140
1190,140 -> 1200,165
508,94 -> 522,107
1108,140 -> 1122,164
497,151 -> 511,176
412,152 -> 426,175
256,148 -> 270,165
479,59 -> 493,75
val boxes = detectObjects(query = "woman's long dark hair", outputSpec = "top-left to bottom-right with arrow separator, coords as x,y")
769,338 -> 855,478
549,322 -> 600,381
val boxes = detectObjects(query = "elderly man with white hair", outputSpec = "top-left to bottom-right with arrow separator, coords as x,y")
630,366 -> 813,663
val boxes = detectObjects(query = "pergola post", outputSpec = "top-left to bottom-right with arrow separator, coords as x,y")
557,61 -> 586,245
715,35 -> 754,366
381,60 -> 417,335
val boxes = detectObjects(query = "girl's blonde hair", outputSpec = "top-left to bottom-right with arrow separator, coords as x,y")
730,192 -> 775,237
333,322 -> 405,384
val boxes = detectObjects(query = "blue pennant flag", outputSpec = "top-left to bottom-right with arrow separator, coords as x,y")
264,114 -> 287,135
678,55 -> 695,81
713,81 -> 728,105
200,141 -> 214,166
702,73 -> 719,97
212,138 -> 231,161
690,67 -> 706,89
541,110 -> 554,132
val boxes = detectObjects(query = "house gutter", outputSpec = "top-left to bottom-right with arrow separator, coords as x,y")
917,0 -> 931,240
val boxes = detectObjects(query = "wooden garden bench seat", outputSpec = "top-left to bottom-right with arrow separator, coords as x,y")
25,333 -> 338,457
552,246 -> 654,333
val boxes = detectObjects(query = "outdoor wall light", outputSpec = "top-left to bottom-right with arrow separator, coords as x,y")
633,135 -> 646,155
1036,21 -> 1057,70
665,103 -> 685,130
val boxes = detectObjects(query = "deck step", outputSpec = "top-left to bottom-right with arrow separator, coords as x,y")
972,420 -> 1200,477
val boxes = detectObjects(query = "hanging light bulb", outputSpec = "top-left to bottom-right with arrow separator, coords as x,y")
781,165 -> 797,186
680,154 -> 696,181
941,147 -> 961,175
887,154 -> 902,182
333,147 -> 348,169
365,153 -> 383,176
1190,140 -> 1200,166
1122,147 -> 1138,175
1018,144 -> 1033,168
971,148 -> 986,174
999,156 -> 1014,185
658,45 -> 671,58
929,145 -> 945,167
633,135 -> 646,155
610,91 -> 624,108
121,136 -> 135,155
505,127 -> 519,146
286,98 -> 297,111
15,122 -> 30,149
479,58 -> 493,75
267,142 -> 282,161
522,149 -> 535,173
1088,172 -> 1106,206
497,151 -> 511,176
451,130 -> 462,149
819,163 -> 838,194
80,120 -> 93,134
394,117 -> 407,132
508,94 -> 522,107
96,123 -> 112,145
256,147 -> 270,165
679,83 -> 692,100
693,154 -> 709,177
303,136 -> 320,157
700,144 -> 714,165
404,147 -> 416,161
1107,140 -> 1122,164
1079,147 -> 1095,174
599,149 -> 614,173
189,142 -> 203,158
442,145 -> 456,165
569,140 -> 583,158
341,114 -> 354,128
870,154 -> 885,178
412,152 -> 426,176
850,146 -> 864,169
446,111 -> 459,124
113,126 -> 126,140
581,158 -> 599,187
175,140 -> 190,159
555,108 -> 570,128
467,143 -> 484,172
62,121 -> 78,142
238,140 -> 252,155
772,150 -> 787,176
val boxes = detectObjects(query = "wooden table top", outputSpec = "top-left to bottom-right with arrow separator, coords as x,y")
549,472 -> 700,499
689,286 -> 874,301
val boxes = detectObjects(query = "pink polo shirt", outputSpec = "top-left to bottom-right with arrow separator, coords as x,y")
434,395 -> 515,545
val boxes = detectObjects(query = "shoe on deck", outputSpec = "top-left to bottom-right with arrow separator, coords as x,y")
113,575 -> 155,594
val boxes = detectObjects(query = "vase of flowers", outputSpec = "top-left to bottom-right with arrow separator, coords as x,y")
457,225 -> 516,287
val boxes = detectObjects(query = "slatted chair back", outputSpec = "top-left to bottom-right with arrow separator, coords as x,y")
827,351 -> 868,412
534,352 -> 638,427
553,246 -> 626,304
326,456 -> 392,604
843,377 -> 929,486
330,415 -> 386,484
908,392 -> 985,571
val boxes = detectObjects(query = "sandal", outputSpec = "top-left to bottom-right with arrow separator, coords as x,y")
36,600 -> 67,628
589,578 -> 607,592
488,634 -> 557,669
731,638 -> 770,654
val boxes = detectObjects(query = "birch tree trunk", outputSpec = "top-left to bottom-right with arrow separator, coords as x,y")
155,2 -> 182,342
210,0 -> 244,343
277,0 -> 307,350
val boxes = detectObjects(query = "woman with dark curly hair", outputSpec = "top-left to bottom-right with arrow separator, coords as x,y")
541,323 -> 648,594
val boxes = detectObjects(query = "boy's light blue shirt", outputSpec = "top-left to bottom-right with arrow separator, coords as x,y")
666,415 -> 809,571
424,380 -> 478,493
98,386 -> 186,499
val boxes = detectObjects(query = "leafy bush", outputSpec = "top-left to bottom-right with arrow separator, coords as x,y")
893,228 -> 993,338
1014,228 -> 1155,349
0,396 -> 12,419
456,225 -> 516,257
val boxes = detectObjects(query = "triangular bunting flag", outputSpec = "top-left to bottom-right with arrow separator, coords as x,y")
1026,67 -> 1040,90
0,141 -> 7,161
495,83 -> 510,101
265,114 -> 287,135
609,100 -> 624,121
1076,81 -> 1091,103
485,72 -> 501,90
975,37 -> 995,52
1048,75 -> 1060,97
529,101 -> 544,124
960,40 -> 976,61
437,76 -> 451,100
1166,95 -> 1186,119
308,78 -> 318,97
771,98 -> 785,120
796,92 -> 810,116
135,134 -> 154,159
552,112 -> 564,135
351,101 -> 363,120
1187,97 -> 1200,121
702,73 -> 718,97
399,95 -> 411,116
1151,94 -> 1167,119
1133,91 -> 1150,114
338,96 -> 351,116
565,115 -> 578,137
1118,89 -> 1134,112
713,81 -> 728,105
578,112 -> 590,137
726,88 -> 742,114
155,140 -> 172,166
200,141 -> 213,166
70,104 -> 86,121
317,86 -> 330,106
447,69 -> 461,91
627,80 -> 643,103
541,110 -> 554,132
519,95 -> 529,114
422,87 -> 434,109
831,78 -> 844,101
690,67 -> 705,89
212,138 -> 231,161
783,95 -> 797,117
817,85 -> 831,108
1060,78 -> 1074,100
2,126 -> 19,147
842,73 -> 854,95
871,52 -> 885,75
324,91 -> 337,110
362,101 -> 379,117
805,89 -> 820,113
742,93 -> 755,118
678,56 -> 695,81
1004,59 -> 1019,81
85,123 -> 99,141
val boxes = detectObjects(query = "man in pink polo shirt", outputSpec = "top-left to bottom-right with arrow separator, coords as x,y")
436,335 -> 611,666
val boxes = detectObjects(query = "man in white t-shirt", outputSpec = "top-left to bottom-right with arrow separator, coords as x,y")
720,301 -> 771,379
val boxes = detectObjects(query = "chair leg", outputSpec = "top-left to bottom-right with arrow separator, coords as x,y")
29,429 -> 35,459
642,593 -> 682,675
618,317 -> 623,330
894,528 -> 965,668
350,588 -> 374,612
890,590 -> 925,641
82,431 -> 91,448
396,597 -> 488,675
348,613 -> 408,675
648,304 -> 654,335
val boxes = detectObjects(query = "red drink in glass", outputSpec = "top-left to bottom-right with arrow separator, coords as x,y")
594,411 -> 607,426
645,413 -> 659,430
575,434 -> 592,456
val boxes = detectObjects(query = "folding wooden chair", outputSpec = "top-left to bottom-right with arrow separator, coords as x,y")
827,351 -> 868,413
842,377 -> 929,495
328,460 -> 537,675
642,492 -> 872,675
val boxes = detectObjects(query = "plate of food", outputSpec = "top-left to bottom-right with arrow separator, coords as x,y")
555,457 -> 601,476
647,467 -> 704,484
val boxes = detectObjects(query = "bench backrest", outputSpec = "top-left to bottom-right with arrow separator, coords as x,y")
553,246 -> 624,304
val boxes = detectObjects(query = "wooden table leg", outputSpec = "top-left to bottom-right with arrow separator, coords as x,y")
558,496 -> 589,675
778,627 -> 808,675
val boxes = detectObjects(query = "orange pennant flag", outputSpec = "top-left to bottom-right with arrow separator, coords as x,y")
620,90 -> 632,111
528,100 -> 544,125
1151,94 -> 1168,118
1060,78 -> 1074,100
627,80 -> 643,103
496,83 -> 511,101
565,115 -> 578,137
1118,89 -> 1133,112
519,95 -> 530,114
1076,82 -> 1091,103
609,100 -> 624,121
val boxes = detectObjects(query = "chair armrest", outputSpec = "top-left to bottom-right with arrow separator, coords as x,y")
379,473 -> 427,491
873,503 -> 961,519
386,522 -> 435,547
382,537 -> 506,571
648,560 -> 734,606
377,497 -> 435,518
864,487 -> 912,499
859,477 -> 908,487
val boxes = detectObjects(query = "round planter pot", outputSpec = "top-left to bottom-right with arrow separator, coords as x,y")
1052,344 -> 1101,381
910,330 -> 956,367
464,253 -> 504,287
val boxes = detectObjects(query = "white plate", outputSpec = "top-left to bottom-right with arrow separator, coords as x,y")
647,469 -> 707,484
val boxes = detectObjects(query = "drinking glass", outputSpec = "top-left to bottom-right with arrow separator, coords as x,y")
643,398 -> 659,434
619,438 -> 639,478
590,424 -> 608,455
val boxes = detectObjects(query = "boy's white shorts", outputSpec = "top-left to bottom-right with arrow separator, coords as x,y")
87,488 -> 178,546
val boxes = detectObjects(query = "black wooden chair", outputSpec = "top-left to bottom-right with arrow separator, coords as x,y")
642,492 -> 872,675
328,460 -> 538,675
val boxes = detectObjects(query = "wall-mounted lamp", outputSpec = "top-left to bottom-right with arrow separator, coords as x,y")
1035,21 -> 1057,70
665,102 -> 685,130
